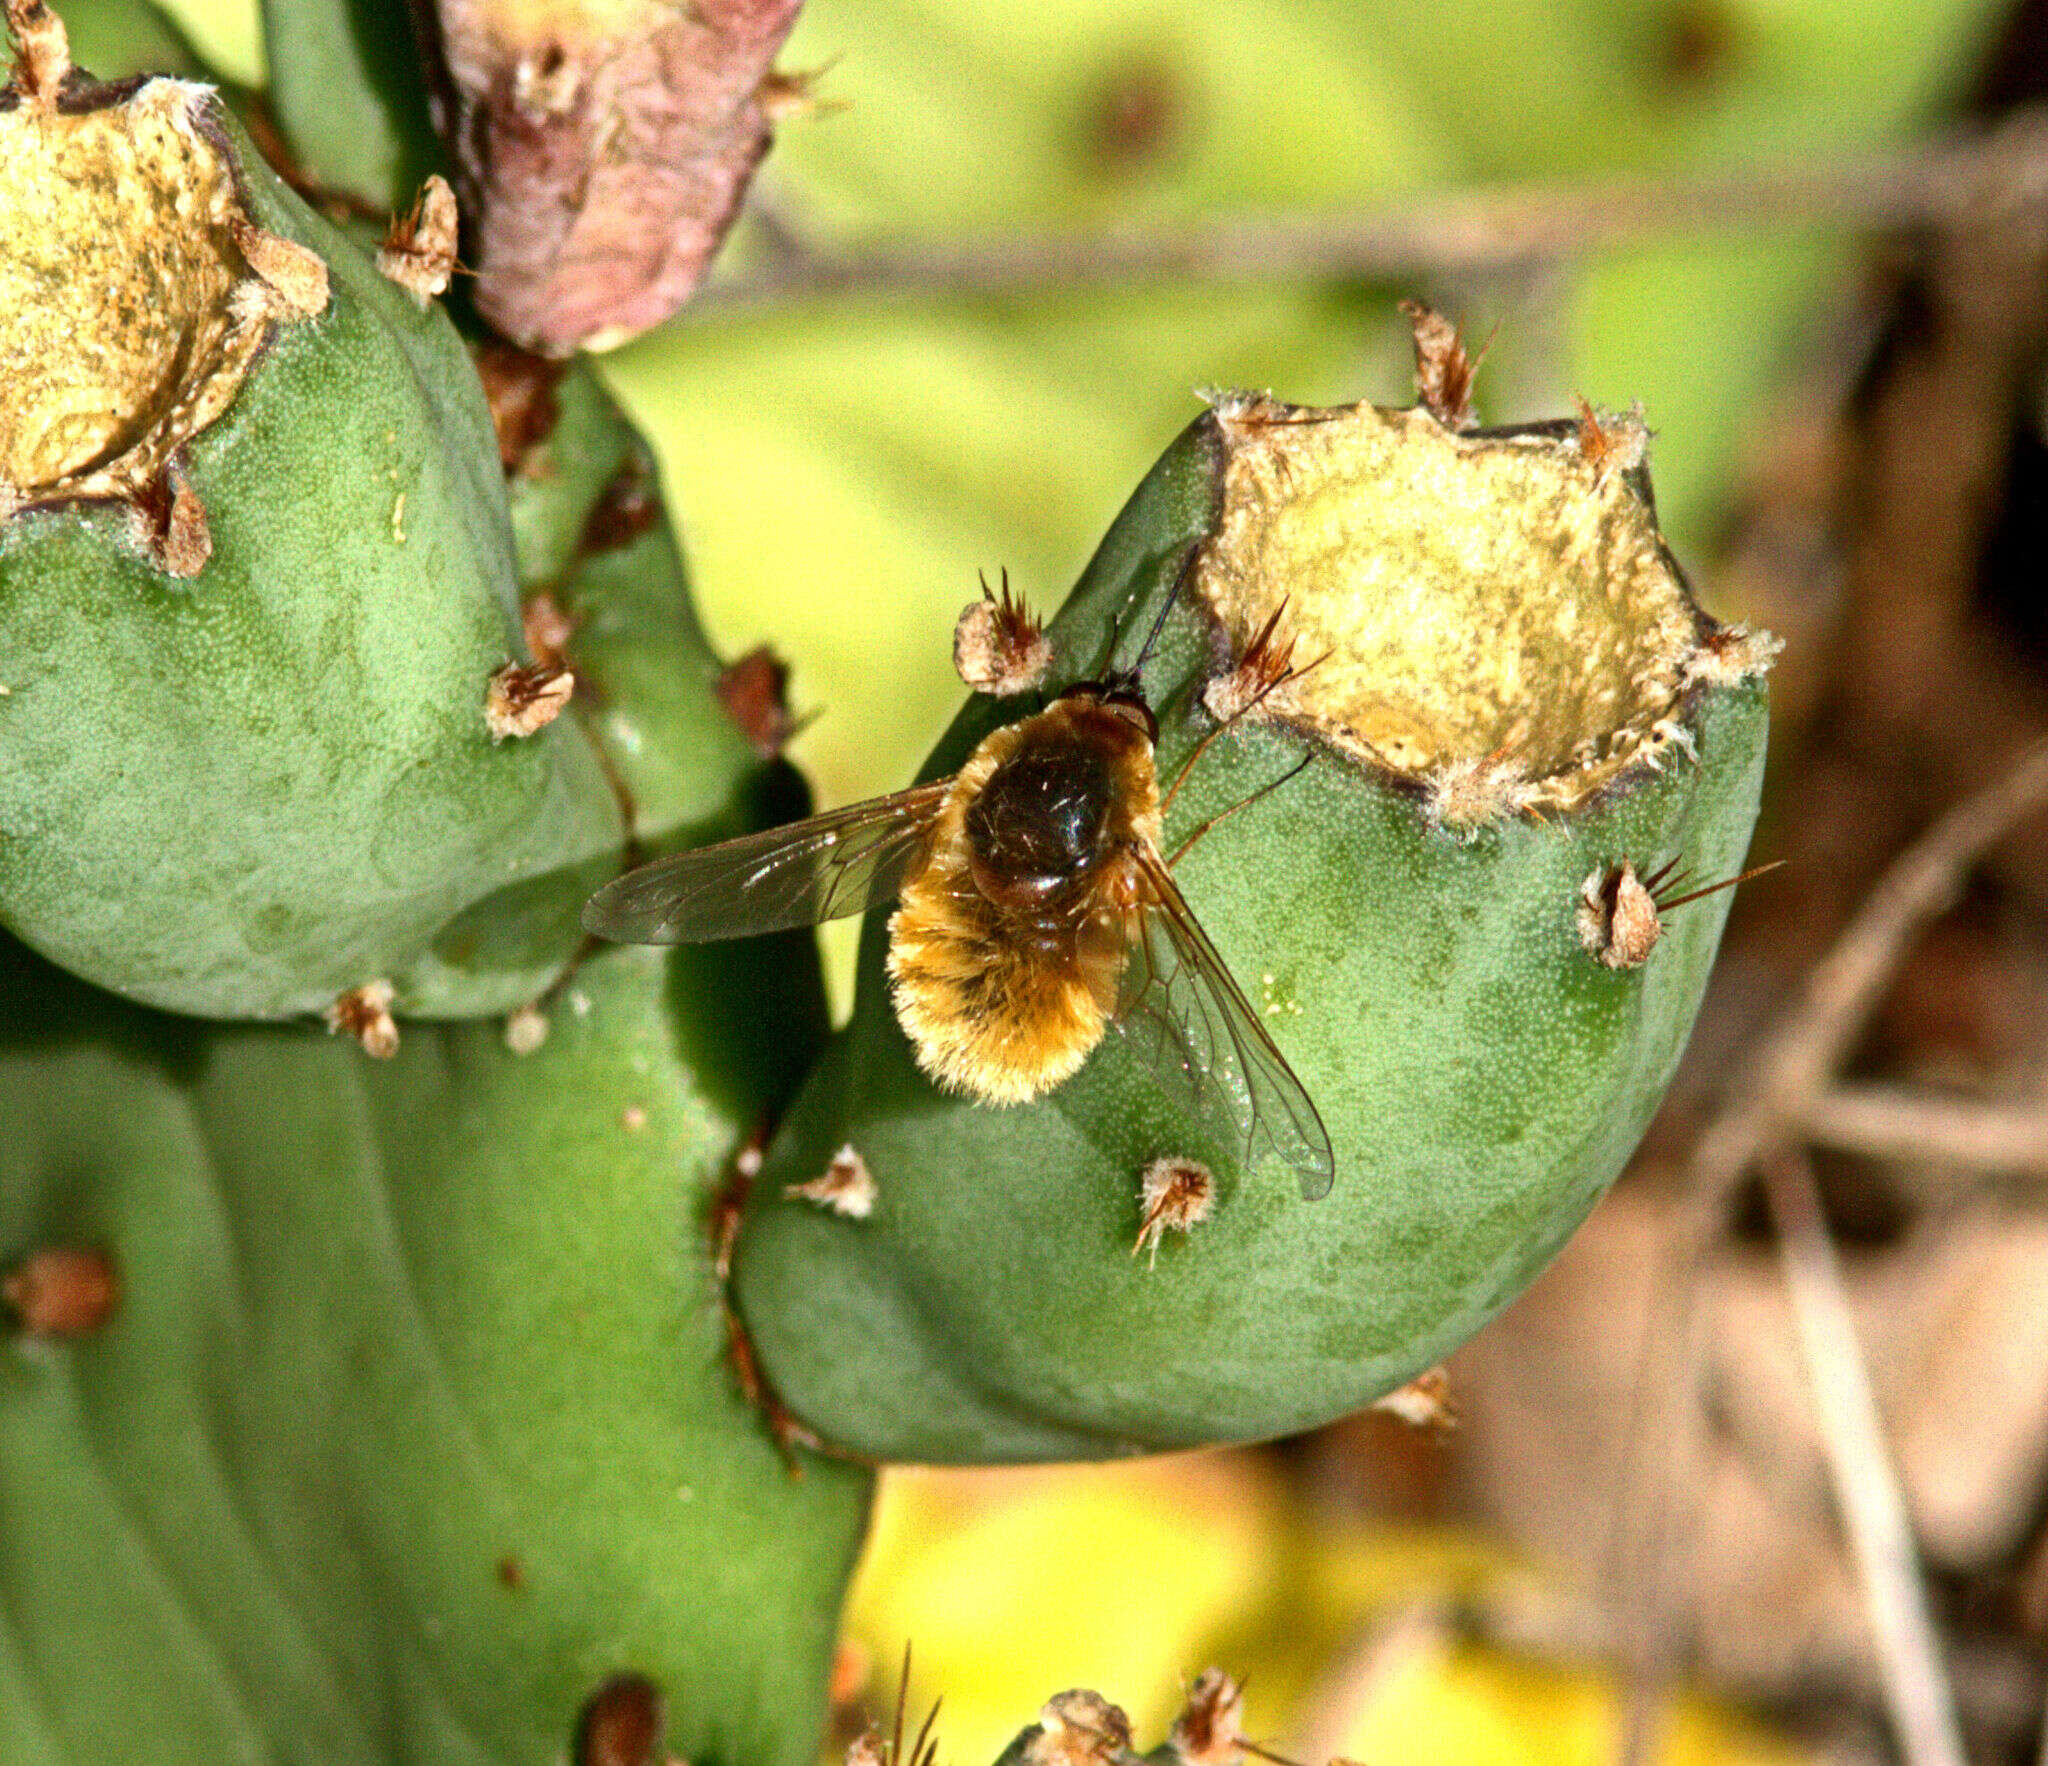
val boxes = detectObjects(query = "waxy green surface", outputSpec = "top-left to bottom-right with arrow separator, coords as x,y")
0,98 -> 625,1021
735,417 -> 1768,1462
0,929 -> 864,1766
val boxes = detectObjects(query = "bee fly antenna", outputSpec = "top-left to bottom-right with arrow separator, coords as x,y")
1116,545 -> 1200,689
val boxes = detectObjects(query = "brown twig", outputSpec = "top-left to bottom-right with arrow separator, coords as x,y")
1686,737 -> 2048,1230
1803,1085 -> 2048,1177
1763,1148 -> 1966,1766
696,114 -> 2048,315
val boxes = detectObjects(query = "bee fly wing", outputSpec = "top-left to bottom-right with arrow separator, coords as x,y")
582,781 -> 951,944
1113,851 -> 1336,1199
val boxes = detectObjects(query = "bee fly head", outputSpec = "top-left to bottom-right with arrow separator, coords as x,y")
1057,675 -> 1158,743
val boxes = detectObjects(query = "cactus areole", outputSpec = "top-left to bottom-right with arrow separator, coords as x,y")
736,396 -> 1773,1462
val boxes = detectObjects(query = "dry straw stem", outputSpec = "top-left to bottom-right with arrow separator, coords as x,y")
1763,1148 -> 1966,1766
1802,1084 -> 2048,1178
694,112 -> 2048,314
1686,736 -> 2048,1227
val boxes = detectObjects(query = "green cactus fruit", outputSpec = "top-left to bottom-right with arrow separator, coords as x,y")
0,923 -> 861,1766
730,395 -> 1773,1462
0,55 -> 629,1023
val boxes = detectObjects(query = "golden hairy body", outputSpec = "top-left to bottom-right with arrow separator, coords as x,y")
886,694 -> 1162,1104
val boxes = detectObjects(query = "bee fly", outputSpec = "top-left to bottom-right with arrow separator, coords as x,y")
582,582 -> 1336,1199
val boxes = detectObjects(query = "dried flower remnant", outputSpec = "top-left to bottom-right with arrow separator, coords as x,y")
522,591 -> 578,667
474,344 -> 567,471
1370,1365 -> 1457,1431
5,0 -> 69,104
1400,298 -> 1482,431
3,1245 -> 120,1337
435,0 -> 809,353
575,1672 -> 664,1766
325,980 -> 400,1056
1169,1669 -> 1246,1766
786,1144 -> 877,1218
504,1002 -> 549,1054
1026,1692 -> 1134,1766
486,660 -> 575,739
1,74 -> 328,569
954,569 -> 1053,696
377,175 -> 460,307
1133,1156 -> 1216,1266
716,644 -> 801,756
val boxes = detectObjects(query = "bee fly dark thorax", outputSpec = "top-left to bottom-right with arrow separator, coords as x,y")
963,692 -> 1154,915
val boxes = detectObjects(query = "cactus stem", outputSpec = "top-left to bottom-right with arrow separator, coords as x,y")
1132,1156 -> 1214,1267
3,0 -> 67,107
1398,298 -> 1484,432
503,1002 -> 550,1054
1368,1366 -> 1457,1431
574,1672 -> 666,1766
953,568 -> 1053,697
324,980 -> 400,1056
486,660 -> 575,739
376,175 -> 459,307
2,1244 -> 119,1337
785,1144 -> 877,1218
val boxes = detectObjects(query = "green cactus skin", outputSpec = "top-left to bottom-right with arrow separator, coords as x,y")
0,88 -> 627,1021
261,0 -> 446,214
400,361 -> 806,1013
505,364 -> 775,848
0,926 -> 863,1766
731,410 -> 1769,1463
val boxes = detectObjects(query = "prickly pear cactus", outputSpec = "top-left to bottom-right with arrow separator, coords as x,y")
0,57 -> 624,1022
733,398 -> 1771,1461
3,0 -> 1781,1752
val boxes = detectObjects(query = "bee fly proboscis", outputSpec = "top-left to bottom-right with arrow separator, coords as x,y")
582,594 -> 1335,1199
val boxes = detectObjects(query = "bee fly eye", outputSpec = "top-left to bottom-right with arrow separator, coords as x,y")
1100,690 -> 1157,743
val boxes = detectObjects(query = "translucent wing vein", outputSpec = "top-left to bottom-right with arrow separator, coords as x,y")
1115,850 -> 1336,1198
582,783 -> 950,944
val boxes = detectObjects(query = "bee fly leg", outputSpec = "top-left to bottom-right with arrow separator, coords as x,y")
709,1116 -> 826,1473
